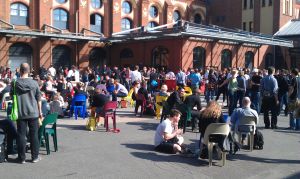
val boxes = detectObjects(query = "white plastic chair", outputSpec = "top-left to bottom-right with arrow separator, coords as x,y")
237,115 -> 257,151
203,123 -> 230,167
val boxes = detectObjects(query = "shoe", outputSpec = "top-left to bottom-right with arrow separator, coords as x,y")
32,157 -> 41,163
265,126 -> 270,129
18,158 -> 26,164
271,126 -> 278,129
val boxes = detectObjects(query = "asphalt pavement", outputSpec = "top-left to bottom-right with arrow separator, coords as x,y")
0,104 -> 300,179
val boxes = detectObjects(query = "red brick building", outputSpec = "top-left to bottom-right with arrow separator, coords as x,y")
0,0 -> 296,72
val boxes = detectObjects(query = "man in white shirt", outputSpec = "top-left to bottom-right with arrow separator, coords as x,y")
130,65 -> 142,83
154,109 -> 184,154
48,65 -> 56,79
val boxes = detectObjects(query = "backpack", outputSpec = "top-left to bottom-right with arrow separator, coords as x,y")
253,129 -> 264,150
0,129 -> 6,163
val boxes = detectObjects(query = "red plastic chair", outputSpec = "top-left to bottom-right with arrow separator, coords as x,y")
101,101 -> 118,132
165,80 -> 176,91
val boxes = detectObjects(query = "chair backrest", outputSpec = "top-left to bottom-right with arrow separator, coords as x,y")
42,113 -> 58,127
127,88 -> 134,98
103,101 -> 118,111
239,115 -> 257,125
184,86 -> 192,94
2,92 -> 10,102
155,95 -> 168,104
73,94 -> 87,102
203,123 -> 230,145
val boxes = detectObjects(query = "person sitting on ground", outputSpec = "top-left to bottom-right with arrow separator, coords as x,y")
49,93 -> 64,118
230,97 -> 259,134
154,109 -> 184,154
159,84 -> 170,97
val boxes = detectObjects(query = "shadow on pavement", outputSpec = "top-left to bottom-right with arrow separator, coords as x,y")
131,151 -> 207,167
274,129 -> 300,134
229,153 -> 300,164
126,122 -> 157,131
285,171 -> 300,179
57,124 -> 87,131
121,143 -> 154,151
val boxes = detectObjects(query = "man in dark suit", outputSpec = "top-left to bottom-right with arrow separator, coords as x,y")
184,89 -> 202,131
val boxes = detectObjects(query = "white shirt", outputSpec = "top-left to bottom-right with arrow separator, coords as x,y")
115,83 -> 128,95
130,70 -> 142,83
48,67 -> 56,77
154,119 -> 173,146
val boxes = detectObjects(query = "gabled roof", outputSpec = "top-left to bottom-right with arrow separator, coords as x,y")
274,19 -> 300,37
110,21 -> 294,48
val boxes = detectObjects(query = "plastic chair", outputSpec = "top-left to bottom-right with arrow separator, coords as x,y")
175,86 -> 193,97
237,115 -> 257,151
165,80 -> 176,91
39,113 -> 58,155
69,94 -> 87,120
155,95 -> 168,120
101,101 -> 118,132
203,123 -> 230,167
121,88 -> 134,107
1,92 -> 12,110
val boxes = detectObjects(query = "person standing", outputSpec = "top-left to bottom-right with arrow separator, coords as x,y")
12,63 -> 42,164
260,67 -> 279,129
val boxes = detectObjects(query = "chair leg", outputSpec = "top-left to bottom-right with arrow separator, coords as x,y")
113,116 -> 116,130
208,143 -> 213,167
74,107 -> 78,120
222,151 -> 226,166
45,134 -> 50,155
105,116 -> 109,132
53,132 -> 58,152
250,132 -> 254,151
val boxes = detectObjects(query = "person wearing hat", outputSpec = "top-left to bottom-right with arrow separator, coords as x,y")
250,68 -> 262,113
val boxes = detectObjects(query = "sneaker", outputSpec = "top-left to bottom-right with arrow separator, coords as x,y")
18,158 -> 26,164
32,157 -> 41,163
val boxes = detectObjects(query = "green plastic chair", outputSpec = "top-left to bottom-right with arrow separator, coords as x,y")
39,113 -> 58,155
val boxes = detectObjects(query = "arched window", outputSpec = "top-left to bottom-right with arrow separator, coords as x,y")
152,46 -> 169,67
53,8 -> 69,29
120,48 -> 134,58
149,6 -> 158,18
90,14 -> 103,33
122,1 -> 132,14
147,21 -> 158,28
91,0 -> 102,9
245,51 -> 254,69
9,43 -> 32,71
265,53 -> 274,68
89,48 -> 106,68
221,49 -> 232,69
193,47 -> 206,69
173,10 -> 181,21
194,14 -> 202,24
52,45 -> 71,69
10,3 -> 29,26
121,18 -> 132,31
56,0 -> 67,4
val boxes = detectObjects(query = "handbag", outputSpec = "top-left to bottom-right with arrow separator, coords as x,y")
11,81 -> 18,121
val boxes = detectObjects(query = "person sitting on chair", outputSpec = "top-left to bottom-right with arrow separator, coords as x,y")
230,97 -> 259,134
154,109 -> 184,154
184,88 -> 202,131
135,81 -> 149,117
91,88 -> 110,124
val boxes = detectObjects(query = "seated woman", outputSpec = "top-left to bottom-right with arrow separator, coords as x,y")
198,100 -> 224,158
49,93 -> 64,118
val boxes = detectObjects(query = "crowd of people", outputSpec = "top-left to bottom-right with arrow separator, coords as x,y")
0,62 -> 300,163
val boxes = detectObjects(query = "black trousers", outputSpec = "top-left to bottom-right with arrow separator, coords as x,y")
262,97 -> 278,128
17,118 -> 39,161
0,119 -> 17,154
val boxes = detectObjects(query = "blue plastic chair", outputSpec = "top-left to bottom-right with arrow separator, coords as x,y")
69,94 -> 87,120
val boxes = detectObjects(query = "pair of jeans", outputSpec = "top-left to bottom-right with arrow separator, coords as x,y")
289,113 -> 300,130
279,92 -> 288,115
251,91 -> 260,114
112,91 -> 127,101
262,97 -> 278,128
17,118 -> 39,161
228,90 -> 237,115
205,90 -> 215,103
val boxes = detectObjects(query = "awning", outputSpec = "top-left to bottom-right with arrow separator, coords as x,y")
110,21 -> 294,48
0,20 -> 106,42
274,19 -> 300,38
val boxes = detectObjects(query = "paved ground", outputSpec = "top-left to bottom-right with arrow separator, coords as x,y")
0,105 -> 300,179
